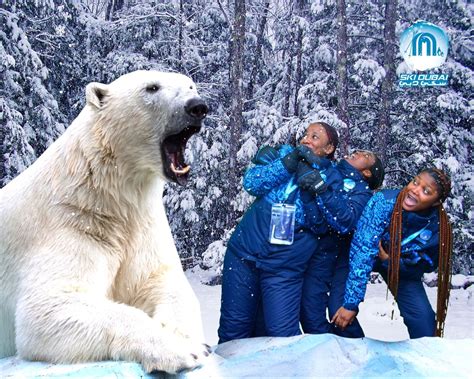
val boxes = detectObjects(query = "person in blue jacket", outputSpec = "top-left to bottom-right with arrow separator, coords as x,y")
218,121 -> 340,343
300,150 -> 385,338
332,168 -> 453,338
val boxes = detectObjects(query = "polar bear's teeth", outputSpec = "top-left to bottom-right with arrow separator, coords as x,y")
170,163 -> 190,175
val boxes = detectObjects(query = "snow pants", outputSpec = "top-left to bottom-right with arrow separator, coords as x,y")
375,263 -> 436,338
218,230 -> 318,343
300,234 -> 364,338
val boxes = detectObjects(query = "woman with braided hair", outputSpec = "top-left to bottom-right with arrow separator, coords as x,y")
332,168 -> 452,338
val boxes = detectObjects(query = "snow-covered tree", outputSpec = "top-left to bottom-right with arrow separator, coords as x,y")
0,0 -> 472,275
0,2 -> 66,186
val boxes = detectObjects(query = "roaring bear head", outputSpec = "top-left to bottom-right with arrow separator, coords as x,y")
85,70 -> 208,185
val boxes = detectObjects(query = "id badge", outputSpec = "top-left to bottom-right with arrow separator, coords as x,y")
269,203 -> 296,245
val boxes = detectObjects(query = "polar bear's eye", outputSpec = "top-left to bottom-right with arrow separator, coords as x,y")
146,85 -> 160,93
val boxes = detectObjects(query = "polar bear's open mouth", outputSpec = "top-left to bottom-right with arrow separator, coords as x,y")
162,125 -> 201,185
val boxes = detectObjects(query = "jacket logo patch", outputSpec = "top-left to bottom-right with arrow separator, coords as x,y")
343,178 -> 356,192
419,229 -> 432,241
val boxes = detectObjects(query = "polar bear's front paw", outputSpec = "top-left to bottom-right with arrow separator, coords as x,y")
140,333 -> 210,374
155,318 -> 205,342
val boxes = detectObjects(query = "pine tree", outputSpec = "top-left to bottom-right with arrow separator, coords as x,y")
0,2 -> 66,186
0,0 -> 472,275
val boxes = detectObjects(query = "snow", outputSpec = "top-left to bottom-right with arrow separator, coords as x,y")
1,269 -> 472,377
2,334 -> 472,378
237,136 -> 258,163
186,267 -> 474,345
196,335 -> 473,378
187,268 -> 222,343
201,240 -> 227,279
2,335 -> 472,378
450,273 -> 474,288
0,358 -> 156,378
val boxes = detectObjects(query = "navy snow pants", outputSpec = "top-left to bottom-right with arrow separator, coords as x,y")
218,248 -> 261,343
376,264 -> 436,338
218,231 -> 317,343
327,247 -> 364,338
300,234 -> 364,338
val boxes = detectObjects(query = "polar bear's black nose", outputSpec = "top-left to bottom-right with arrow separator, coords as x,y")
185,98 -> 209,120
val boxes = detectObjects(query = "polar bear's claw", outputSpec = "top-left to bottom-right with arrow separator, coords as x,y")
137,331 -> 210,374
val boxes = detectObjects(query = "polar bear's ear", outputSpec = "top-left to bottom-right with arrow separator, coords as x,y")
86,82 -> 109,109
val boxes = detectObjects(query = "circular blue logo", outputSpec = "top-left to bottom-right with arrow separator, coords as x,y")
419,229 -> 432,241
400,21 -> 449,71
343,178 -> 356,192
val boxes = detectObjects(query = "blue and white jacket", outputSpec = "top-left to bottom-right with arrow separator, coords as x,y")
228,145 -> 338,261
343,189 -> 441,311
242,145 -> 336,229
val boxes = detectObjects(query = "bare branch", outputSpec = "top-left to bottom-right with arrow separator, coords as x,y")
348,34 -> 385,42
109,11 -> 177,27
354,117 -> 379,126
216,0 -> 231,29
34,37 -> 58,49
385,168 -> 413,178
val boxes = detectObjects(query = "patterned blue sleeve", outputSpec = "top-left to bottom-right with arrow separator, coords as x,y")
343,192 -> 395,310
243,146 -> 292,197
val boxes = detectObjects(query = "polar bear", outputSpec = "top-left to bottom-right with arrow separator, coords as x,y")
0,70 -> 210,373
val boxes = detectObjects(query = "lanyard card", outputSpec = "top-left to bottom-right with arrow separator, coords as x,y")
269,203 -> 296,245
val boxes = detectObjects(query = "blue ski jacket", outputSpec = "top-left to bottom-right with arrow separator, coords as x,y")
303,159 -> 373,235
343,189 -> 441,311
227,145 -> 337,268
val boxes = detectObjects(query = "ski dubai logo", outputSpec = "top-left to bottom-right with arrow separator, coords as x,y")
399,21 -> 449,87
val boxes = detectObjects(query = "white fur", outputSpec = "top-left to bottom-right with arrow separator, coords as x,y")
0,70 -> 207,373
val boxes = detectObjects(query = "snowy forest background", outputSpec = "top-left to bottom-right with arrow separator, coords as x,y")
1,0 -> 472,278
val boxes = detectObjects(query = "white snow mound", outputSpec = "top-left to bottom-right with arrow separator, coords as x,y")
1,334 -> 472,378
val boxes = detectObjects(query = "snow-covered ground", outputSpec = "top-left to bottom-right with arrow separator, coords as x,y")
186,268 -> 474,345
2,269 -> 472,378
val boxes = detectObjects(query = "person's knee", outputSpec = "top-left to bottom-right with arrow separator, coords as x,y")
218,313 -> 256,343
330,320 -> 365,338
263,293 -> 302,337
265,322 -> 302,337
403,308 -> 436,338
396,281 -> 436,338
301,317 -> 330,334
219,256 -> 260,343
327,292 -> 343,319
300,293 -> 330,333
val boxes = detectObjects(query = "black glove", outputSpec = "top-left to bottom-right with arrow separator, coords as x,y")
296,145 -> 323,169
298,189 -> 314,203
281,148 -> 300,173
296,161 -> 327,195
252,145 -> 279,165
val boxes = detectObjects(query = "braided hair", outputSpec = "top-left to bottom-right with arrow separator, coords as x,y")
388,168 -> 452,337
